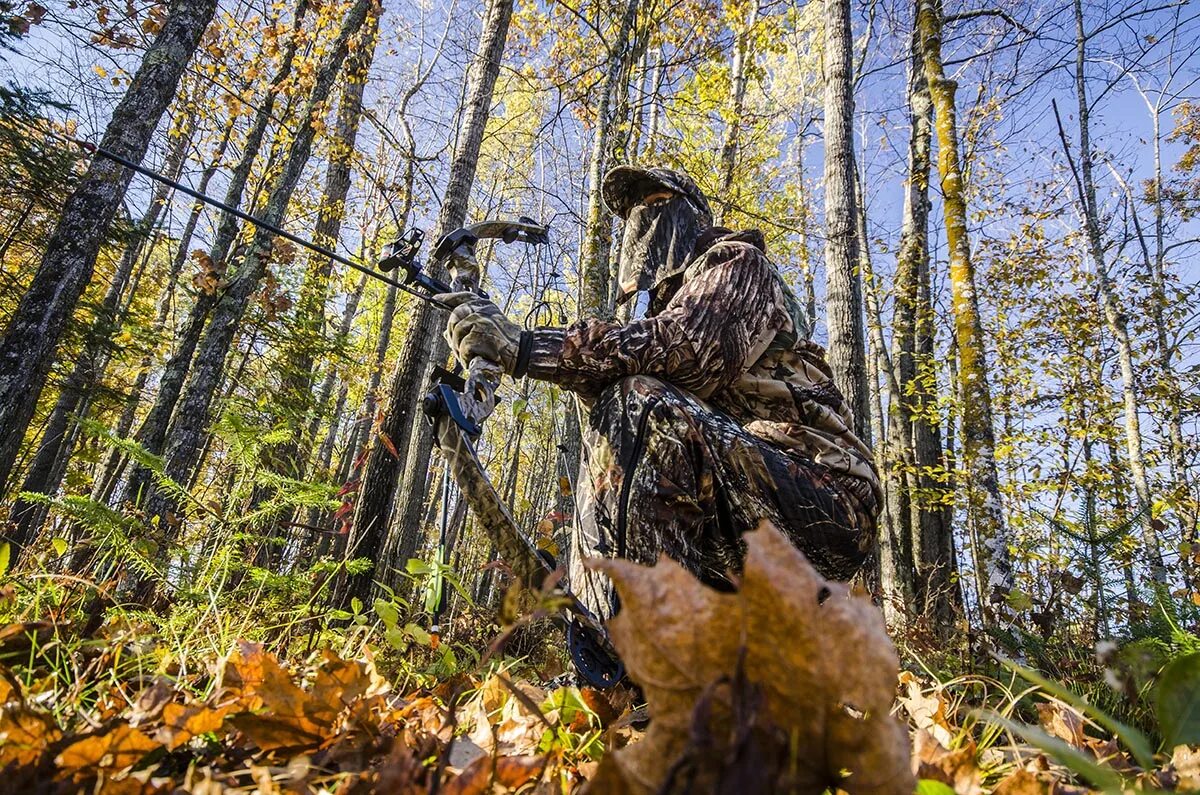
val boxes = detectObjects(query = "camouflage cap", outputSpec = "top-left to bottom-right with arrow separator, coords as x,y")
602,165 -> 713,225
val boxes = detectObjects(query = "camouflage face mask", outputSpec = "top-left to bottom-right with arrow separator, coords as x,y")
615,195 -> 703,305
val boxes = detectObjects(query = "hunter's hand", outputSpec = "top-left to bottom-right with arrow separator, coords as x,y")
437,292 -> 527,376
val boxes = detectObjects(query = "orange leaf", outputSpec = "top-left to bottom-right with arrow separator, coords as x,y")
444,754 -> 546,795
55,723 -> 160,776
0,708 -> 61,766
378,430 -> 400,460
158,702 -> 232,750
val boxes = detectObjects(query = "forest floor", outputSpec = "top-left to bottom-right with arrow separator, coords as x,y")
0,526 -> 1197,795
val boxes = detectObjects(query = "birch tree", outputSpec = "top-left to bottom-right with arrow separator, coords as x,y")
821,0 -> 871,443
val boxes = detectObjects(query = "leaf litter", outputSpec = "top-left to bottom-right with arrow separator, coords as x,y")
0,521 -> 1195,793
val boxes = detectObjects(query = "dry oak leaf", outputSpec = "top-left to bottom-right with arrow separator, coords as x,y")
1172,745 -> 1200,790
991,767 -> 1053,795
55,723 -> 160,778
443,754 -> 547,795
899,671 -> 954,748
157,701 -> 234,750
582,520 -> 913,794
1036,701 -> 1087,749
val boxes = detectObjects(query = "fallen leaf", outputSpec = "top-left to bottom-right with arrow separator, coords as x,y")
55,723 -> 160,777
0,707 -> 61,766
444,754 -> 546,795
129,678 -> 175,727
157,702 -> 233,750
992,767 -> 1052,795
899,672 -> 954,748
912,729 -> 983,795
1036,701 -> 1087,748
1172,744 -> 1200,790
582,520 -> 913,794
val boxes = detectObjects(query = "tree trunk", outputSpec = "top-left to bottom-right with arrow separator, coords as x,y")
92,122 -> 234,506
0,0 -> 217,498
918,0 -> 1016,627
580,0 -> 639,319
345,0 -> 515,604
152,0 -> 376,524
9,116 -> 195,547
889,14 -> 954,632
1063,0 -> 1164,582
250,10 -> 381,549
821,0 -> 871,444
124,0 -> 313,504
717,1 -> 759,212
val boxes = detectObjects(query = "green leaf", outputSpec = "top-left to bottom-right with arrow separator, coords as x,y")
998,656 -> 1155,769
50,537 -> 68,556
1156,651 -> 1200,748
405,558 -> 432,576
404,622 -> 431,647
0,542 -> 9,578
374,598 -> 399,630
915,782 -> 957,795
350,596 -> 363,615
1005,588 -> 1034,612
384,627 -> 407,650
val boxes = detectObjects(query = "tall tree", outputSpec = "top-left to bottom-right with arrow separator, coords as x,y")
151,0 -> 377,522
887,15 -> 953,629
579,0 -> 640,319
918,0 -> 1016,625
821,0 -> 871,443
260,7 -> 381,498
0,0 -> 217,498
345,0 -> 516,603
8,114 -> 196,547
124,0 -> 314,504
717,0 -> 759,209
1058,0 -> 1164,582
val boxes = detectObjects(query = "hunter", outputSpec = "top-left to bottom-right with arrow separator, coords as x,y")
438,166 -> 880,617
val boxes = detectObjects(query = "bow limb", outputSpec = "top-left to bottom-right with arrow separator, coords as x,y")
433,410 -> 550,588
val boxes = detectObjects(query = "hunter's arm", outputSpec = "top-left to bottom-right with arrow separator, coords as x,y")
526,242 -> 789,399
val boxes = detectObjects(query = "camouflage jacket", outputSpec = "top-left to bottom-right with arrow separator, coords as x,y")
526,228 -> 882,521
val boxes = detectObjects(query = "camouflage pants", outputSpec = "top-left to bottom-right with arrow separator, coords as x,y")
568,375 -> 873,619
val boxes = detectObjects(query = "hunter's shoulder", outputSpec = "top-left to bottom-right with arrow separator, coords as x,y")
689,228 -> 770,275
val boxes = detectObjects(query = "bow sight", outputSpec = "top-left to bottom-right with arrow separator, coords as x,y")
377,217 -> 550,298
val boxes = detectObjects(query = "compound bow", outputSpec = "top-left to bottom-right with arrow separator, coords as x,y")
382,220 -> 624,690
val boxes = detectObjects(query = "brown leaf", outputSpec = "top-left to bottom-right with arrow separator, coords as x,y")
582,520 -> 913,794
55,723 -> 160,777
225,642 -> 329,751
157,701 -> 233,750
898,672 -> 954,747
1036,701 -> 1087,748
992,767 -> 1053,795
129,677 -> 175,727
1171,745 -> 1200,790
912,729 -> 983,795
0,707 -> 61,766
444,754 -> 547,795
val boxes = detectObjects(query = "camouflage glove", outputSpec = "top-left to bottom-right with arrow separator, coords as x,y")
437,292 -> 534,377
